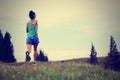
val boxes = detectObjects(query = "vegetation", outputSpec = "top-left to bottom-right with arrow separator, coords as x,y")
0,59 -> 120,80
104,36 -> 120,71
36,50 -> 48,62
0,30 -> 4,61
89,43 -> 98,65
0,30 -> 16,63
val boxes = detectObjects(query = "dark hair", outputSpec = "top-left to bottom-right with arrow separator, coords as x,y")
29,10 -> 36,20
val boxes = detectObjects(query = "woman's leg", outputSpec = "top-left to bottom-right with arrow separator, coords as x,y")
26,44 -> 32,62
27,44 -> 32,53
33,44 -> 38,61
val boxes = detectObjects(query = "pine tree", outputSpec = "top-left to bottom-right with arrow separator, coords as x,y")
0,30 -> 4,61
44,55 -> 48,62
3,32 -> 16,62
110,36 -> 118,53
89,43 -> 98,65
104,36 -> 120,71
36,50 -> 48,62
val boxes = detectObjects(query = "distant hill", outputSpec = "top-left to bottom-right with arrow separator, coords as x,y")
59,57 -> 105,64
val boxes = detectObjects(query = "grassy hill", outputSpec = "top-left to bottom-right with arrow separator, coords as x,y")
0,57 -> 120,80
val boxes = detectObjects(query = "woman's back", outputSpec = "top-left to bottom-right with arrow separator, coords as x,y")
27,20 -> 38,38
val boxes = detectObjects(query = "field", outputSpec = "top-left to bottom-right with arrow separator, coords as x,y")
0,57 -> 120,80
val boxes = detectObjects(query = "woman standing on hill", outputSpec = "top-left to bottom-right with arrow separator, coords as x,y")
25,10 -> 39,62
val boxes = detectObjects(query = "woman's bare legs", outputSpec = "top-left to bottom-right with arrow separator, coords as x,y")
26,44 -> 38,61
26,44 -> 32,62
27,44 -> 32,53
33,44 -> 38,61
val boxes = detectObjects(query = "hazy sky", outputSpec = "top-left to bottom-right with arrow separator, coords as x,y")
0,0 -> 120,62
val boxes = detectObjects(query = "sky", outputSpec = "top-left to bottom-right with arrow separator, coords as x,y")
0,0 -> 120,62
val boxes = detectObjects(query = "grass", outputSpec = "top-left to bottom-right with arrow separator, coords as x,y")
0,58 -> 120,80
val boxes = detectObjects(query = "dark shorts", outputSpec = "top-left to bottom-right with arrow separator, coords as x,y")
26,37 -> 39,45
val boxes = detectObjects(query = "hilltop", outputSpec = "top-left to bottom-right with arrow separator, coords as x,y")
0,57 -> 120,80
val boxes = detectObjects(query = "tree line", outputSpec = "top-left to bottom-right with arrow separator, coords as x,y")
89,36 -> 120,71
0,30 -> 16,62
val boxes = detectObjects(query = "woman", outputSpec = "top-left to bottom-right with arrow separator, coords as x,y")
26,10 -> 39,62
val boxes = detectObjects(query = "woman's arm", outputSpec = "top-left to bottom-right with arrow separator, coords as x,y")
35,22 -> 38,37
26,22 -> 29,33
32,20 -> 38,36
32,20 -> 38,28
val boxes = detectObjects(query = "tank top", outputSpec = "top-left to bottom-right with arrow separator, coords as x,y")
27,20 -> 38,39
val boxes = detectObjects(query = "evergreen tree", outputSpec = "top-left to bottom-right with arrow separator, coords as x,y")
89,43 -> 98,65
44,55 -> 48,62
110,36 -> 118,53
104,36 -> 120,71
0,30 -> 4,61
3,32 -> 16,62
36,50 -> 48,62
